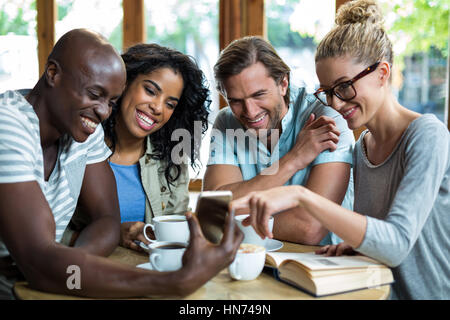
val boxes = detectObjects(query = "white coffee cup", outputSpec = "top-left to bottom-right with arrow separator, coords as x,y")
228,243 -> 266,281
148,241 -> 187,272
234,214 -> 274,247
143,215 -> 190,243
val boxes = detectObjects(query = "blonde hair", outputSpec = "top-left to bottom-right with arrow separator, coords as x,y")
315,0 -> 393,67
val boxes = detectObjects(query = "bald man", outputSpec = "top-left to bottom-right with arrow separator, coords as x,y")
0,29 -> 243,299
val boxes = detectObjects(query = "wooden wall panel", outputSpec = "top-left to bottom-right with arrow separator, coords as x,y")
218,0 -> 265,110
219,0 -> 242,51
36,0 -> 56,76
123,0 -> 146,51
243,0 -> 265,37
336,0 -> 349,11
219,0 -> 264,51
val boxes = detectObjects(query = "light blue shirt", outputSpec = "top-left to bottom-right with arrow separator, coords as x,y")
109,162 -> 146,223
207,86 -> 355,244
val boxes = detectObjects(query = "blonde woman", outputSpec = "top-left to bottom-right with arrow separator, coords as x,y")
230,0 -> 449,300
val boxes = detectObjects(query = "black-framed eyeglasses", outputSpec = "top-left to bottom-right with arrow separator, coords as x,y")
314,62 -> 380,106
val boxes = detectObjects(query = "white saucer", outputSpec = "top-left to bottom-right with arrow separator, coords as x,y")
137,262 -> 154,270
265,239 -> 283,252
139,239 -> 283,253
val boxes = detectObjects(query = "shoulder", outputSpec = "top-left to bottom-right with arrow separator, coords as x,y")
404,115 -> 449,151
290,86 -> 342,120
212,106 -> 241,130
0,90 -> 37,126
290,86 -> 317,109
0,90 -> 39,145
408,114 -> 448,134
395,115 -> 449,170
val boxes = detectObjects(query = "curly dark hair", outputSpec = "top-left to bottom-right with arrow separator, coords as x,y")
103,43 -> 211,185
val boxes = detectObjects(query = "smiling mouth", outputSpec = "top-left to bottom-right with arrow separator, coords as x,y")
245,113 -> 268,128
136,110 -> 157,131
247,114 -> 266,123
342,107 -> 357,119
137,112 -> 154,126
81,116 -> 98,131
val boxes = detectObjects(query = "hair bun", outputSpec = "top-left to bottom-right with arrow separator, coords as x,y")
336,0 -> 384,27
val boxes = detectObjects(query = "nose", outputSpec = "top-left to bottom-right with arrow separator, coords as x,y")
94,101 -> 111,122
148,98 -> 163,115
243,99 -> 260,119
330,94 -> 346,112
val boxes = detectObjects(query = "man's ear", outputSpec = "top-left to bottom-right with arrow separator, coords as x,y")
45,59 -> 61,88
279,74 -> 289,96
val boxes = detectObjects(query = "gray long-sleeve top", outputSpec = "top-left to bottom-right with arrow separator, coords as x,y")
354,114 -> 449,300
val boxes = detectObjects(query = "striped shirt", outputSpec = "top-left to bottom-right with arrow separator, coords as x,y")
0,90 -> 111,257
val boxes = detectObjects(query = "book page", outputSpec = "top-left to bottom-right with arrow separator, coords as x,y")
277,252 -> 384,271
266,252 -> 302,268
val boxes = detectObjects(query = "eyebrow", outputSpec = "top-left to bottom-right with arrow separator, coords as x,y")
227,89 -> 268,101
319,76 -> 350,89
251,89 -> 268,97
89,85 -> 121,101
144,79 -> 180,102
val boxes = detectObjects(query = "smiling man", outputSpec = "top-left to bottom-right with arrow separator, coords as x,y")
203,36 -> 355,245
0,29 -> 242,299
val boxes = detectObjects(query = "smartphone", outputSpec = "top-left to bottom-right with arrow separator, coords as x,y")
195,190 -> 233,244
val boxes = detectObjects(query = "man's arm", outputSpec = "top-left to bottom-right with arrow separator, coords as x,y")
203,152 -> 299,199
205,162 -> 350,244
69,160 -> 121,256
203,114 -> 340,199
0,182 -> 242,298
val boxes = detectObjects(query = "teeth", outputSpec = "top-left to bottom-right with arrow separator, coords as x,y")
137,112 -> 154,126
248,114 -> 266,123
81,117 -> 98,129
343,108 -> 355,117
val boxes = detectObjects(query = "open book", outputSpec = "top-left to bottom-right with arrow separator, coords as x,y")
265,252 -> 394,297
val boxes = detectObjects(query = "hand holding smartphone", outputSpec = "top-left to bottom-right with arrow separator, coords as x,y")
195,190 -> 233,244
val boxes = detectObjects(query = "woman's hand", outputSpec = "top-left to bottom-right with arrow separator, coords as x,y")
119,221 -> 152,252
315,242 -> 357,256
229,186 -> 303,239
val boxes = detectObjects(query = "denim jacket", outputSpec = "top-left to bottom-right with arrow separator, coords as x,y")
140,137 -> 190,223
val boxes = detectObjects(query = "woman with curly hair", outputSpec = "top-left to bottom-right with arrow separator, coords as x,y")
66,43 -> 210,252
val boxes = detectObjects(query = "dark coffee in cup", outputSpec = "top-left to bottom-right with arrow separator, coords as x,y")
156,244 -> 186,250
149,241 -> 187,271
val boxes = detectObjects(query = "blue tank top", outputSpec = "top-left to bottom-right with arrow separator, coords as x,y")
109,162 -> 146,223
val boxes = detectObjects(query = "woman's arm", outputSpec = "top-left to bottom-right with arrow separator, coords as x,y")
230,119 -> 449,267
230,185 -> 367,248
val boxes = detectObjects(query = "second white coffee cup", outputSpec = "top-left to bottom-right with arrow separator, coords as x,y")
143,215 -> 190,243
234,214 -> 274,247
148,241 -> 187,272
229,243 -> 266,281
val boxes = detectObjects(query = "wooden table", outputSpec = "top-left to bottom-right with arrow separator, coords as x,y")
13,242 -> 390,300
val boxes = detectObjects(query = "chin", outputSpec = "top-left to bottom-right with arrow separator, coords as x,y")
72,133 -> 90,143
70,127 -> 91,143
